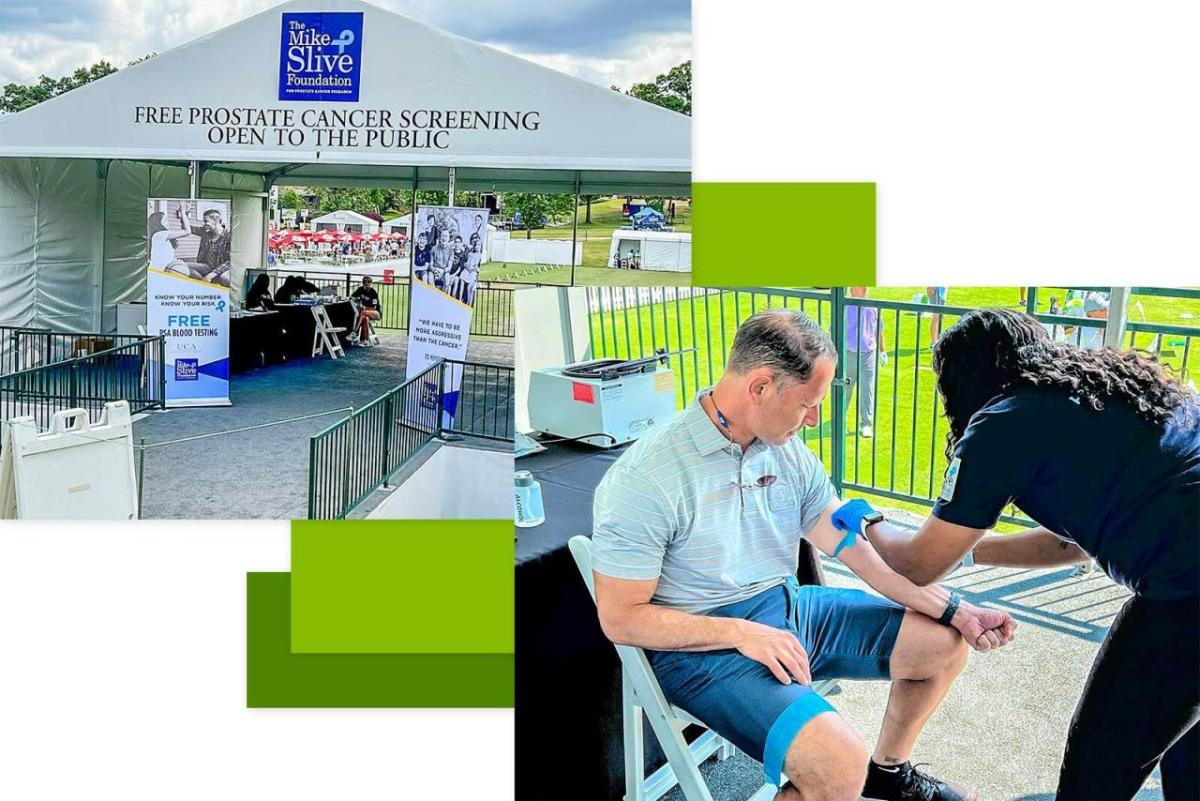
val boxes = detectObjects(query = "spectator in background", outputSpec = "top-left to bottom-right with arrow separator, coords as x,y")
844,287 -> 887,438
245,273 -> 276,311
349,276 -> 381,344
1079,292 -> 1110,349
926,286 -> 948,346
1044,295 -> 1064,340
1062,291 -> 1087,345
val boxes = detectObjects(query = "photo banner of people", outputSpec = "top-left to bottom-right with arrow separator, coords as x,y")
146,198 -> 232,408
405,205 -> 489,427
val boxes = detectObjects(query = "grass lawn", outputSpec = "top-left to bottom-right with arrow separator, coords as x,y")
480,196 -> 691,286
586,286 -> 1199,526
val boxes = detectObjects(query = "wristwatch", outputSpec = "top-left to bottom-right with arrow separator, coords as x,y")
937,592 -> 962,626
860,510 -> 885,534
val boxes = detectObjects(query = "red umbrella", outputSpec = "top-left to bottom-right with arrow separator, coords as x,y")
315,231 -> 338,243
388,231 -> 405,240
370,231 -> 387,241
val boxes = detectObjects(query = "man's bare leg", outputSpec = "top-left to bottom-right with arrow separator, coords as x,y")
872,611 -> 968,765
777,712 -> 869,801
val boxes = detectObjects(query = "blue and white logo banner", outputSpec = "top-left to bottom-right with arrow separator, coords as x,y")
279,12 -> 364,102
146,198 -> 232,408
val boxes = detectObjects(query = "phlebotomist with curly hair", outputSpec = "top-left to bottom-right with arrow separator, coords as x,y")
861,307 -> 1199,801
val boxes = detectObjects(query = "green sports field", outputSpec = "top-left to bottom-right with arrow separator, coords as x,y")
586,286 -> 1199,526
480,197 -> 691,287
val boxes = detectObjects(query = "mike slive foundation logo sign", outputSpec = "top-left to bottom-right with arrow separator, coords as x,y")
279,12 -> 364,102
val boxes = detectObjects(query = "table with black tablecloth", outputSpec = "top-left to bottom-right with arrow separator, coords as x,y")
229,301 -> 356,373
515,441 -> 827,801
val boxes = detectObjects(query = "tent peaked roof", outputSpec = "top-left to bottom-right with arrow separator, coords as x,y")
0,0 -> 690,184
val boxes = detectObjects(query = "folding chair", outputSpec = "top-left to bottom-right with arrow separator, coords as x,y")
311,305 -> 346,359
568,536 -> 838,801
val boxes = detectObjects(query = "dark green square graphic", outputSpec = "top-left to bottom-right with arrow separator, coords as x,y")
247,572 -> 514,708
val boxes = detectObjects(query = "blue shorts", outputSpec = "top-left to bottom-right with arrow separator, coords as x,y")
647,578 -> 905,785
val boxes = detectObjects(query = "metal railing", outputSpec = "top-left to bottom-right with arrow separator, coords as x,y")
307,359 -> 514,519
248,269 -> 517,338
0,335 -> 166,435
441,359 -> 516,442
586,286 -> 1197,526
0,326 -> 159,377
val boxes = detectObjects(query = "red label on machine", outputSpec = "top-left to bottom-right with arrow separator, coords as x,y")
572,382 -> 596,404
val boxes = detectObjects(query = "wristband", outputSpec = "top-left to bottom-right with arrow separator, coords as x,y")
937,592 -> 962,626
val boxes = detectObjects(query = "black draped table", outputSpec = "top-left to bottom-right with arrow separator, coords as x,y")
229,301 -> 356,373
515,441 -> 827,800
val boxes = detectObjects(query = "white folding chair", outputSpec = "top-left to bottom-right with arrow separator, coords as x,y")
311,305 -> 346,359
569,536 -> 837,801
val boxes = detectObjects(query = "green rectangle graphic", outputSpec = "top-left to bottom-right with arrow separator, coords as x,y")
290,519 -> 514,654
692,182 -> 876,287
247,572 -> 514,708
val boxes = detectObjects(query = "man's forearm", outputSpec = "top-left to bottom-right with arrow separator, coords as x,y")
601,602 -> 748,653
973,528 -> 1089,568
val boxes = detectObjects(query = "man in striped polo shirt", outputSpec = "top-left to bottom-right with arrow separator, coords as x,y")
592,309 -> 1015,801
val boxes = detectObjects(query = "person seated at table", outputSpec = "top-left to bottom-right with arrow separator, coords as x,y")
245,273 -> 276,311
592,309 -> 1015,801
273,275 -> 319,304
349,276 -> 381,344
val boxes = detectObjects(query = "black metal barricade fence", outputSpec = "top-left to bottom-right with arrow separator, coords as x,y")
0,335 -> 166,438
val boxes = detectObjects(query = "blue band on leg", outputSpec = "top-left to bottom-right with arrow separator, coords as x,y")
831,529 -> 859,559
762,691 -> 837,787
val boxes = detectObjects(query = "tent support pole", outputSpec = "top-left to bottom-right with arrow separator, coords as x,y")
261,174 -> 275,282
447,166 -> 456,207
95,159 -> 110,332
405,167 -> 419,336
570,170 -> 581,287
188,161 -> 199,198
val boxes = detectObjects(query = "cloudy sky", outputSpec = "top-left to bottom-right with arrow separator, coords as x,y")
0,0 -> 691,89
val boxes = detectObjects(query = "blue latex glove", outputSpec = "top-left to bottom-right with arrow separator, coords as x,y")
830,498 -> 876,535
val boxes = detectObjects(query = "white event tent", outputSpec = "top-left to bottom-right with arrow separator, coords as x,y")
310,209 -> 379,233
608,229 -> 692,272
380,216 -> 411,236
0,0 -> 690,331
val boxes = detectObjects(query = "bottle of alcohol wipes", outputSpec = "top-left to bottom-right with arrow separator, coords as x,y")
514,470 -> 545,528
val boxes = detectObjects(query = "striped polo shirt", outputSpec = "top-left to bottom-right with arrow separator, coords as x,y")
592,394 -> 837,614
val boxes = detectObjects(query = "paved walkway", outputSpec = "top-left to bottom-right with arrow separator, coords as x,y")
663,561 -> 1163,800
134,333 -> 512,519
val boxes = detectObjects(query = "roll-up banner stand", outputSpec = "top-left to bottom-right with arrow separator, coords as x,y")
404,205 -> 489,428
146,198 -> 233,407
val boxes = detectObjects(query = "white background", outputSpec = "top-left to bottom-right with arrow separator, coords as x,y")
0,524 -> 512,800
695,1 -> 1200,286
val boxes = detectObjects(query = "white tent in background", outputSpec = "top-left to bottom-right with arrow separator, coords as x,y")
311,209 -> 379,233
380,216 -> 409,235
0,0 -> 689,331
608,230 -> 692,272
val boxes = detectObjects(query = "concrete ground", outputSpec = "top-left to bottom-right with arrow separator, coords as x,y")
663,560 -> 1164,801
134,333 -> 512,519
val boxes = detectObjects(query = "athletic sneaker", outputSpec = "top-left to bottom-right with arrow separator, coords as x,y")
861,761 -> 978,801
860,425 -> 873,438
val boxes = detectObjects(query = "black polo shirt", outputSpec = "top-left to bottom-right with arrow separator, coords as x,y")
932,386 -> 1199,600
